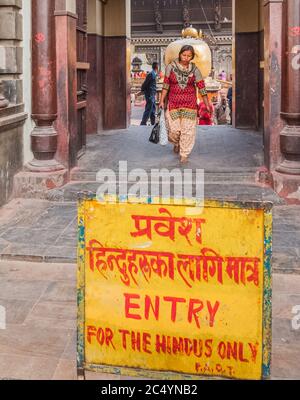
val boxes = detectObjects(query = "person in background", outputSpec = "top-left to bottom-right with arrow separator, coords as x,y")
198,100 -> 214,125
214,95 -> 231,125
220,70 -> 227,81
140,62 -> 159,126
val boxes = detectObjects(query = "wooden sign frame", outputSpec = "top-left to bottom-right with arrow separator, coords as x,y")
77,194 -> 272,380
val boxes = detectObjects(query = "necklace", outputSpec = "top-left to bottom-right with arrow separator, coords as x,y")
172,60 -> 196,89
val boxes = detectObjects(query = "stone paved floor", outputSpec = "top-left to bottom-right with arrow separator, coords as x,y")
0,260 -> 299,380
0,199 -> 299,274
1,123 -> 299,379
72,125 -> 264,174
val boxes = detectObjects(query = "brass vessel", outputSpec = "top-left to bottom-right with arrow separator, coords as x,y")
165,26 -> 212,78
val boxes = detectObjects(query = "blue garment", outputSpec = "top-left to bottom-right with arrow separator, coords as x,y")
227,87 -> 233,124
227,87 -> 232,109
141,70 -> 157,97
141,95 -> 156,126
141,69 -> 157,125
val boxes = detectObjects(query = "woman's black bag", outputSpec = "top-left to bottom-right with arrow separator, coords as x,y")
149,121 -> 160,144
149,112 -> 161,144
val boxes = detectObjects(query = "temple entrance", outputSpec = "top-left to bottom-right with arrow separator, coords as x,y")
130,0 -> 234,128
130,0 -> 265,133
74,0 -> 295,201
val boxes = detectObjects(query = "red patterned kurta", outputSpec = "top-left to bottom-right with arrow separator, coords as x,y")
163,60 -> 208,157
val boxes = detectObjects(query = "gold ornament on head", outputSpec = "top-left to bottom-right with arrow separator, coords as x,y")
181,25 -> 199,39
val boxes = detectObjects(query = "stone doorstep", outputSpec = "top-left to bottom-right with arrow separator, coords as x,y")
273,171 -> 300,205
0,253 -> 76,265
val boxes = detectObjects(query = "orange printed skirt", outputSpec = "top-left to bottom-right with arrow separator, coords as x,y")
165,108 -> 198,158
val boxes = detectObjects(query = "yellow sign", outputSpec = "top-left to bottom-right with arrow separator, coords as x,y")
78,198 -> 272,380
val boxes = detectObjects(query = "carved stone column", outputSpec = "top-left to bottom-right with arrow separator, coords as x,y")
28,0 -> 64,172
182,0 -> 191,29
0,80 -> 9,109
276,0 -> 300,174
214,0 -> 222,32
154,0 -> 163,33
263,0 -> 284,169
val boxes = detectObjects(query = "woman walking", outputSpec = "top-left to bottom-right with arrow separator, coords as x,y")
159,45 -> 211,163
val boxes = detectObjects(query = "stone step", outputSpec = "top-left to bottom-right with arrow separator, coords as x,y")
45,180 -> 285,205
70,169 -> 258,183
272,254 -> 300,275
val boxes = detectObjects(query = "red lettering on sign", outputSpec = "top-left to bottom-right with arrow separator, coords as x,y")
143,333 -> 152,354
145,295 -> 159,321
155,334 -> 214,359
248,342 -> 259,363
207,301 -> 221,327
163,296 -> 186,322
130,208 -> 206,246
123,293 -> 221,329
205,339 -> 213,357
86,326 -> 115,349
118,329 -> 152,354
238,342 -> 249,363
87,325 -> 97,344
124,293 -> 142,320
87,240 -> 261,288
119,329 -> 130,350
218,341 -> 249,363
188,299 -> 204,328
131,331 -> 141,352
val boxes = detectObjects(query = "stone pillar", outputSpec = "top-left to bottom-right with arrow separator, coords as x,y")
271,0 -> 300,203
0,80 -> 9,109
182,0 -> 191,29
54,0 -> 78,169
28,0 -> 64,172
277,0 -> 300,174
263,0 -> 284,169
214,0 -> 222,32
154,0 -> 163,33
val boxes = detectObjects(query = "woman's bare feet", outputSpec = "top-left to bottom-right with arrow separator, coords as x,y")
180,156 -> 188,164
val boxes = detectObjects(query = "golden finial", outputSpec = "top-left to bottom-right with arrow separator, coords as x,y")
182,25 -> 199,39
